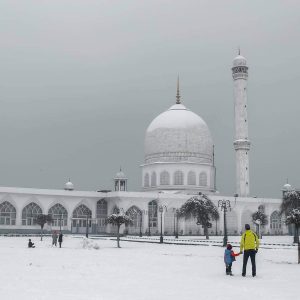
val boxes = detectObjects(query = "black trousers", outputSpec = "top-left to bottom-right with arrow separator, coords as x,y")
242,249 -> 256,276
225,263 -> 232,274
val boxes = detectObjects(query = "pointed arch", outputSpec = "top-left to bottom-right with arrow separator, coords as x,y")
22,202 -> 42,226
187,171 -> 196,185
148,200 -> 158,233
48,203 -> 68,227
96,199 -> 108,233
126,205 -> 142,216
270,211 -> 281,234
126,205 -> 142,234
97,199 -> 107,218
72,204 -> 92,219
72,204 -> 92,233
0,201 -> 16,225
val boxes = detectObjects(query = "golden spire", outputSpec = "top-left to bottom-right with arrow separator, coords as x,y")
176,76 -> 181,104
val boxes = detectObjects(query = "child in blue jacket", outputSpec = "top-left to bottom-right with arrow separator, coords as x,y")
224,244 -> 240,275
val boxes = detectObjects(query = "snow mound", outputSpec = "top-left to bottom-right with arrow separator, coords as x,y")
82,237 -> 100,250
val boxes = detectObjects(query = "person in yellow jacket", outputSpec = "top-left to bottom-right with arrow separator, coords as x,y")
240,224 -> 259,277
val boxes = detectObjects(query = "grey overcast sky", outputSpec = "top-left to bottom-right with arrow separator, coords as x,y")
0,0 -> 299,198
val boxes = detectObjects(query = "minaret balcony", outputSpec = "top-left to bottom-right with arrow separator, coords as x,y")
234,139 -> 250,150
232,72 -> 248,80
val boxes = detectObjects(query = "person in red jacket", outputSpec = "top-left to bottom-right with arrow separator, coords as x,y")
224,244 -> 240,275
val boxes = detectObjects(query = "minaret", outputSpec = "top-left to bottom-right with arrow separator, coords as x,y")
232,51 -> 250,197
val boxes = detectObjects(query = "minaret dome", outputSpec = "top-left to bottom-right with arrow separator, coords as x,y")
114,168 -> 128,191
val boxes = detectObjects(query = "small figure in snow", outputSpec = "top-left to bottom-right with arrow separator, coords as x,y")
52,231 -> 58,247
224,243 -> 240,276
58,232 -> 63,248
28,239 -> 35,248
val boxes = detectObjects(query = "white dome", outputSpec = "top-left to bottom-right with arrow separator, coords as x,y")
114,171 -> 127,179
64,181 -> 74,191
144,103 -> 213,164
283,183 -> 292,191
233,54 -> 247,67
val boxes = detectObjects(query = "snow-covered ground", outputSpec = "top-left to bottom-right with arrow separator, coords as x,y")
0,236 -> 299,300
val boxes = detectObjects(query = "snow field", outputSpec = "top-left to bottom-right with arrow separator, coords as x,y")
0,236 -> 299,300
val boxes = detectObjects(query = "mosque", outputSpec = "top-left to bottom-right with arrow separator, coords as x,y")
0,54 -> 290,236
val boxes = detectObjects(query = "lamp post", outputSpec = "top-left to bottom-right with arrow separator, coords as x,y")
173,208 -> 176,236
86,215 -> 89,238
59,214 -> 62,232
159,205 -> 167,243
175,209 -> 179,239
139,211 -> 143,237
148,210 -> 151,236
218,199 -> 231,247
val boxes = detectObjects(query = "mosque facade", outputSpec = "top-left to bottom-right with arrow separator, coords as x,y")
0,54 -> 290,236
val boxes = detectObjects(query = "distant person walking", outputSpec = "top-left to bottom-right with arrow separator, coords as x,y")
58,232 -> 63,248
52,231 -> 58,247
240,224 -> 260,277
28,239 -> 35,248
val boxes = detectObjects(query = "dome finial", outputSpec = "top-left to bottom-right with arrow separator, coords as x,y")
176,76 -> 181,104
238,46 -> 240,55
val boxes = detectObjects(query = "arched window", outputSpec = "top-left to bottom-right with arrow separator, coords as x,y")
48,203 -> 68,227
148,200 -> 158,232
160,171 -> 170,185
97,199 -> 107,219
0,201 -> 16,225
126,206 -> 142,232
151,172 -> 157,187
174,170 -> 184,185
144,173 -> 149,187
22,202 -> 42,226
270,211 -> 281,230
187,171 -> 196,185
199,172 -> 207,186
96,199 -> 108,233
72,204 -> 92,228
